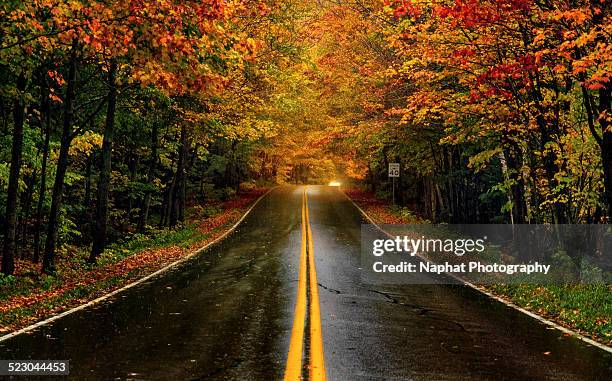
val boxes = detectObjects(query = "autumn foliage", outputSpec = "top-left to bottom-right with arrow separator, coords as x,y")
0,1 -> 610,274
309,0 -> 611,225
0,0 -> 289,276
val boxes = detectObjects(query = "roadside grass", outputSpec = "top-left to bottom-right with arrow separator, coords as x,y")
0,189 -> 267,334
0,225 -> 203,303
488,284 -> 612,343
97,225 -> 202,266
344,187 -> 612,346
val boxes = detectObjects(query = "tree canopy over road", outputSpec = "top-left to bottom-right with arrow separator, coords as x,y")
1,0 -> 611,277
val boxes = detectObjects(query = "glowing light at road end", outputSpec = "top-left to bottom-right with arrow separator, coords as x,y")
328,181 -> 341,187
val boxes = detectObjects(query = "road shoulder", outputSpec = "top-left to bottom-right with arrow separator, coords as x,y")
0,188 -> 273,341
342,187 -> 612,352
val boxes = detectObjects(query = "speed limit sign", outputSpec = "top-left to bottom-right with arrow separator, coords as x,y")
388,163 -> 400,177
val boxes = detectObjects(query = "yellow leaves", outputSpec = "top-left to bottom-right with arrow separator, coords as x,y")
68,1 -> 82,12
384,66 -> 399,78
69,131 -> 103,157
468,148 -> 503,172
239,37 -> 259,61
573,32 -> 596,48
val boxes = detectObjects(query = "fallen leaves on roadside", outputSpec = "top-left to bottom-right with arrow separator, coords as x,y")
0,188 -> 267,333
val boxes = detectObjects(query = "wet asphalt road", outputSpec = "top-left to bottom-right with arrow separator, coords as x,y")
1,186 -> 611,380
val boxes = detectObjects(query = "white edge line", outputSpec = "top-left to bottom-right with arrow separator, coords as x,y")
341,189 -> 612,354
0,187 -> 277,343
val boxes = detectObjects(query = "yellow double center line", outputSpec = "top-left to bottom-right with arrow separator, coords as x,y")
284,188 -> 326,381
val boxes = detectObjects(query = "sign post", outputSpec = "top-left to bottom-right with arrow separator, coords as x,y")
388,163 -> 400,205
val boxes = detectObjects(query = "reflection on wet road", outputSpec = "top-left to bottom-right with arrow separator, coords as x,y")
1,186 -> 611,380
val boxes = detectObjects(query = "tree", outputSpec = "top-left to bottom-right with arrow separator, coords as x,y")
2,73 -> 27,274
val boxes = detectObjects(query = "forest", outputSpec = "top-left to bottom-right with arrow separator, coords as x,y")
0,0 -> 610,278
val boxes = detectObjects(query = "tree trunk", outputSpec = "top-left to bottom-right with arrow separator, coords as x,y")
33,76 -> 52,263
139,123 -> 158,231
159,164 -> 176,228
506,144 -> 527,224
42,47 -> 77,275
90,60 -> 117,263
177,125 -> 187,223
18,171 -> 37,259
79,152 -> 94,245
126,152 -> 138,223
536,113 -> 566,223
84,152 -> 93,208
2,73 -> 27,275
167,170 -> 179,227
598,85 -> 612,221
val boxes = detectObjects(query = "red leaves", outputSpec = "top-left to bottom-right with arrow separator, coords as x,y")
452,48 -> 476,59
385,0 -> 422,20
344,188 -> 408,224
435,0 -> 532,27
468,54 -> 541,101
586,82 -> 606,90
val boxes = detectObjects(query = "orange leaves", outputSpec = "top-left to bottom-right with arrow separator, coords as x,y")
46,70 -> 65,103
3,0 -> 259,98
47,70 -> 65,86
48,90 -> 63,104
552,8 -> 591,25
572,59 -> 592,76
235,37 -> 259,62
119,0 -> 256,96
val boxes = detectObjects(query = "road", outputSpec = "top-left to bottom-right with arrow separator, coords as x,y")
1,186 -> 611,380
